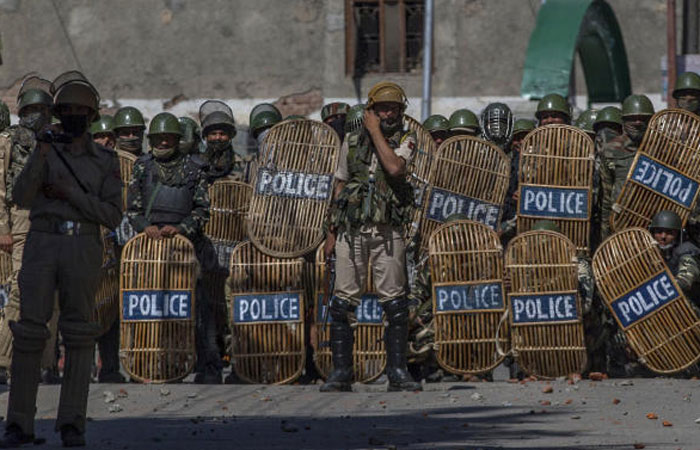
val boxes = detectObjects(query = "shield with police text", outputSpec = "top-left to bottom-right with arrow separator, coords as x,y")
420,136 -> 509,251
516,125 -> 594,254
246,119 -> 339,258
404,115 -> 437,240
505,231 -> 587,378
428,220 -> 509,374
119,234 -> 198,383
116,150 -> 137,212
229,241 -> 306,384
592,227 -> 700,373
93,227 -> 120,335
611,109 -> 700,232
312,243 -> 386,383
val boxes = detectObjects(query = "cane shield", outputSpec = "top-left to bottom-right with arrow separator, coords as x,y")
505,231 -> 587,378
94,227 -> 120,335
592,228 -> 700,373
516,125 -> 595,255
312,244 -> 386,383
420,136 -> 510,251
611,109 -> 700,232
404,115 -> 437,240
428,220 -> 509,374
116,150 -> 137,212
229,241 -> 305,384
246,119 -> 340,258
119,234 -> 198,383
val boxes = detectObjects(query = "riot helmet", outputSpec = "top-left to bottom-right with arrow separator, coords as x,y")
481,102 -> 513,145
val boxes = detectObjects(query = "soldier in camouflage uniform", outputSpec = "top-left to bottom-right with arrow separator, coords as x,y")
90,115 -> 115,150
113,106 -> 146,156
126,112 -> 217,383
500,119 -> 536,244
535,93 -> 571,127
179,117 -> 202,155
198,100 -> 248,183
422,114 -> 450,146
322,81 -> 421,392
249,103 -> 282,152
599,95 -> 655,241
321,102 -> 350,141
448,109 -> 480,137
0,83 -> 62,386
673,72 -> 700,115
575,109 -> 597,141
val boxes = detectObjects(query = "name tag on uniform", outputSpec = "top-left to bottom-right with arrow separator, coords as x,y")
434,282 -> 504,312
233,292 -> 302,323
122,290 -> 192,320
630,156 -> 698,208
256,168 -> 332,201
426,187 -> 500,229
519,186 -> 588,219
317,294 -> 383,324
510,293 -> 579,324
610,272 -> 680,329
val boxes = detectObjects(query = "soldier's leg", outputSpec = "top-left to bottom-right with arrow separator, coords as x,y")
194,239 -> 222,384
40,296 -> 61,384
371,225 -> 421,392
320,232 -> 366,393
97,318 -> 124,383
55,234 -> 102,439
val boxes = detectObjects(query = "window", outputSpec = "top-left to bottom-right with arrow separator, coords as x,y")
345,0 -> 425,75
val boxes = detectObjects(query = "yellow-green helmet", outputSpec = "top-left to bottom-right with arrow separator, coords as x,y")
148,112 -> 182,137
673,72 -> 700,98
366,81 -> 407,111
574,109 -> 597,134
423,114 -> 449,132
621,94 -> 654,117
445,213 -> 471,223
593,106 -> 623,130
448,109 -> 479,131
535,93 -> 570,119
512,118 -> 535,137
89,115 -> 114,135
113,106 -> 146,131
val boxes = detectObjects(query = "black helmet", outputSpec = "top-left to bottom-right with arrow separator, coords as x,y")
649,210 -> 682,231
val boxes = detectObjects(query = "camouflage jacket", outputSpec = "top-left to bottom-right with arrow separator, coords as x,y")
199,147 -> 249,184
599,134 -> 638,241
126,153 -> 210,241
662,241 -> 700,302
0,126 -> 35,235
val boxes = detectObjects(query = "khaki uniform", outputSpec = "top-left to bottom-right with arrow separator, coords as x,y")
6,137 -> 122,435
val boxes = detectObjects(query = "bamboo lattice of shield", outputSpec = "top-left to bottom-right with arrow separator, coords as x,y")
312,243 -> 386,383
246,119 -> 340,258
516,125 -> 594,255
228,241 -> 306,384
93,227 -> 120,335
611,109 -> 700,232
404,115 -> 437,241
592,227 -> 700,373
428,220 -> 510,374
119,234 -> 198,383
419,136 -> 510,251
116,150 -> 137,213
504,230 -> 587,378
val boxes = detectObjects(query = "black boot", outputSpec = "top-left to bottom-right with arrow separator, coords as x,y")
319,299 -> 355,392
383,299 -> 422,392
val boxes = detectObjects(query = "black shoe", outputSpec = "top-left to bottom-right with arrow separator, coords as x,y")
97,371 -> 126,384
0,424 -> 34,448
319,309 -> 354,393
194,370 -> 222,384
383,299 -> 422,392
60,425 -> 85,447
41,368 -> 62,385
319,367 -> 353,392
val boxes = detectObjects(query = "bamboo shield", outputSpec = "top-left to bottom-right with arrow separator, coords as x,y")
505,231 -> 587,378
611,109 -> 700,232
246,119 -> 340,258
94,227 -> 120,335
404,115 -> 437,240
592,227 -> 700,373
516,125 -> 595,254
428,220 -> 509,374
119,234 -> 198,383
228,241 -> 305,384
116,150 -> 137,212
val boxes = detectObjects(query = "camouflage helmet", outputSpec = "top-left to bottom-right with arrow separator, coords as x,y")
17,88 -> 53,114
423,114 -> 449,132
0,100 -> 9,131
179,116 -> 201,151
531,220 -> 561,233
249,103 -> 282,136
593,106 -> 623,130
574,109 -> 597,134
113,106 -> 146,130
345,103 -> 365,134
622,94 -> 654,117
148,112 -> 182,137
535,93 -> 570,119
367,81 -> 407,111
649,210 -> 682,231
448,109 -> 479,131
321,102 -> 350,122
89,115 -> 114,135
51,71 -> 100,113
445,213 -> 471,223
512,118 -> 536,137
673,72 -> 700,98
199,100 -> 236,137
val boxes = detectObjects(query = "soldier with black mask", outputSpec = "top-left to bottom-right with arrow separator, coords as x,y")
321,102 -> 350,142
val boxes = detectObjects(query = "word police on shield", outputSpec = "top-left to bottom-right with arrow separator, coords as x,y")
256,168 -> 332,201
317,295 -> 383,324
426,187 -> 500,229
434,282 -> 504,312
519,186 -> 588,219
123,290 -> 192,320
630,155 -> 699,208
610,272 -> 679,329
510,293 -> 578,324
234,292 -> 301,323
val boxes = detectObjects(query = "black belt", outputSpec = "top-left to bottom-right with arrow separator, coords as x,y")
30,217 -> 99,236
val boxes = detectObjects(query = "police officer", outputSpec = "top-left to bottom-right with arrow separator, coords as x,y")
500,119 -> 536,244
599,95 -> 655,240
574,109 -> 597,141
0,81 -> 62,386
179,117 -> 202,155
592,106 -> 623,154
249,103 -> 282,151
322,81 -> 421,392
113,106 -> 146,156
422,114 -> 450,146
90,115 -> 115,150
535,94 -> 571,126
321,102 -> 350,141
673,72 -> 700,115
481,102 -> 514,151
1,71 -> 122,447
126,113 -> 217,383
448,109 -> 480,137
199,100 -> 247,183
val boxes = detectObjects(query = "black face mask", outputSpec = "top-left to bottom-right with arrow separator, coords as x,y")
207,140 -> 231,153
117,136 -> 142,152
328,117 -> 346,142
60,115 -> 89,138
380,115 -> 402,136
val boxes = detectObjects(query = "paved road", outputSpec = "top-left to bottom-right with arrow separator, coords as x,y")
0,378 -> 698,449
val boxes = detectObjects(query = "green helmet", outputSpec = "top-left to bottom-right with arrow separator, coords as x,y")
445,213 -> 471,223
650,210 -> 682,231
89,115 -> 114,135
250,103 -> 282,136
673,72 -> 700,97
179,117 -> 201,153
622,94 -> 654,117
113,106 -> 146,130
536,93 -> 570,119
321,102 -> 350,121
574,109 -> 597,134
531,220 -> 561,233
512,118 -> 535,137
593,106 -> 623,130
17,88 -> 53,114
448,109 -> 479,131
199,100 -> 236,137
148,112 -> 182,137
423,114 -> 449,132
345,103 -> 365,133
0,101 -> 9,131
